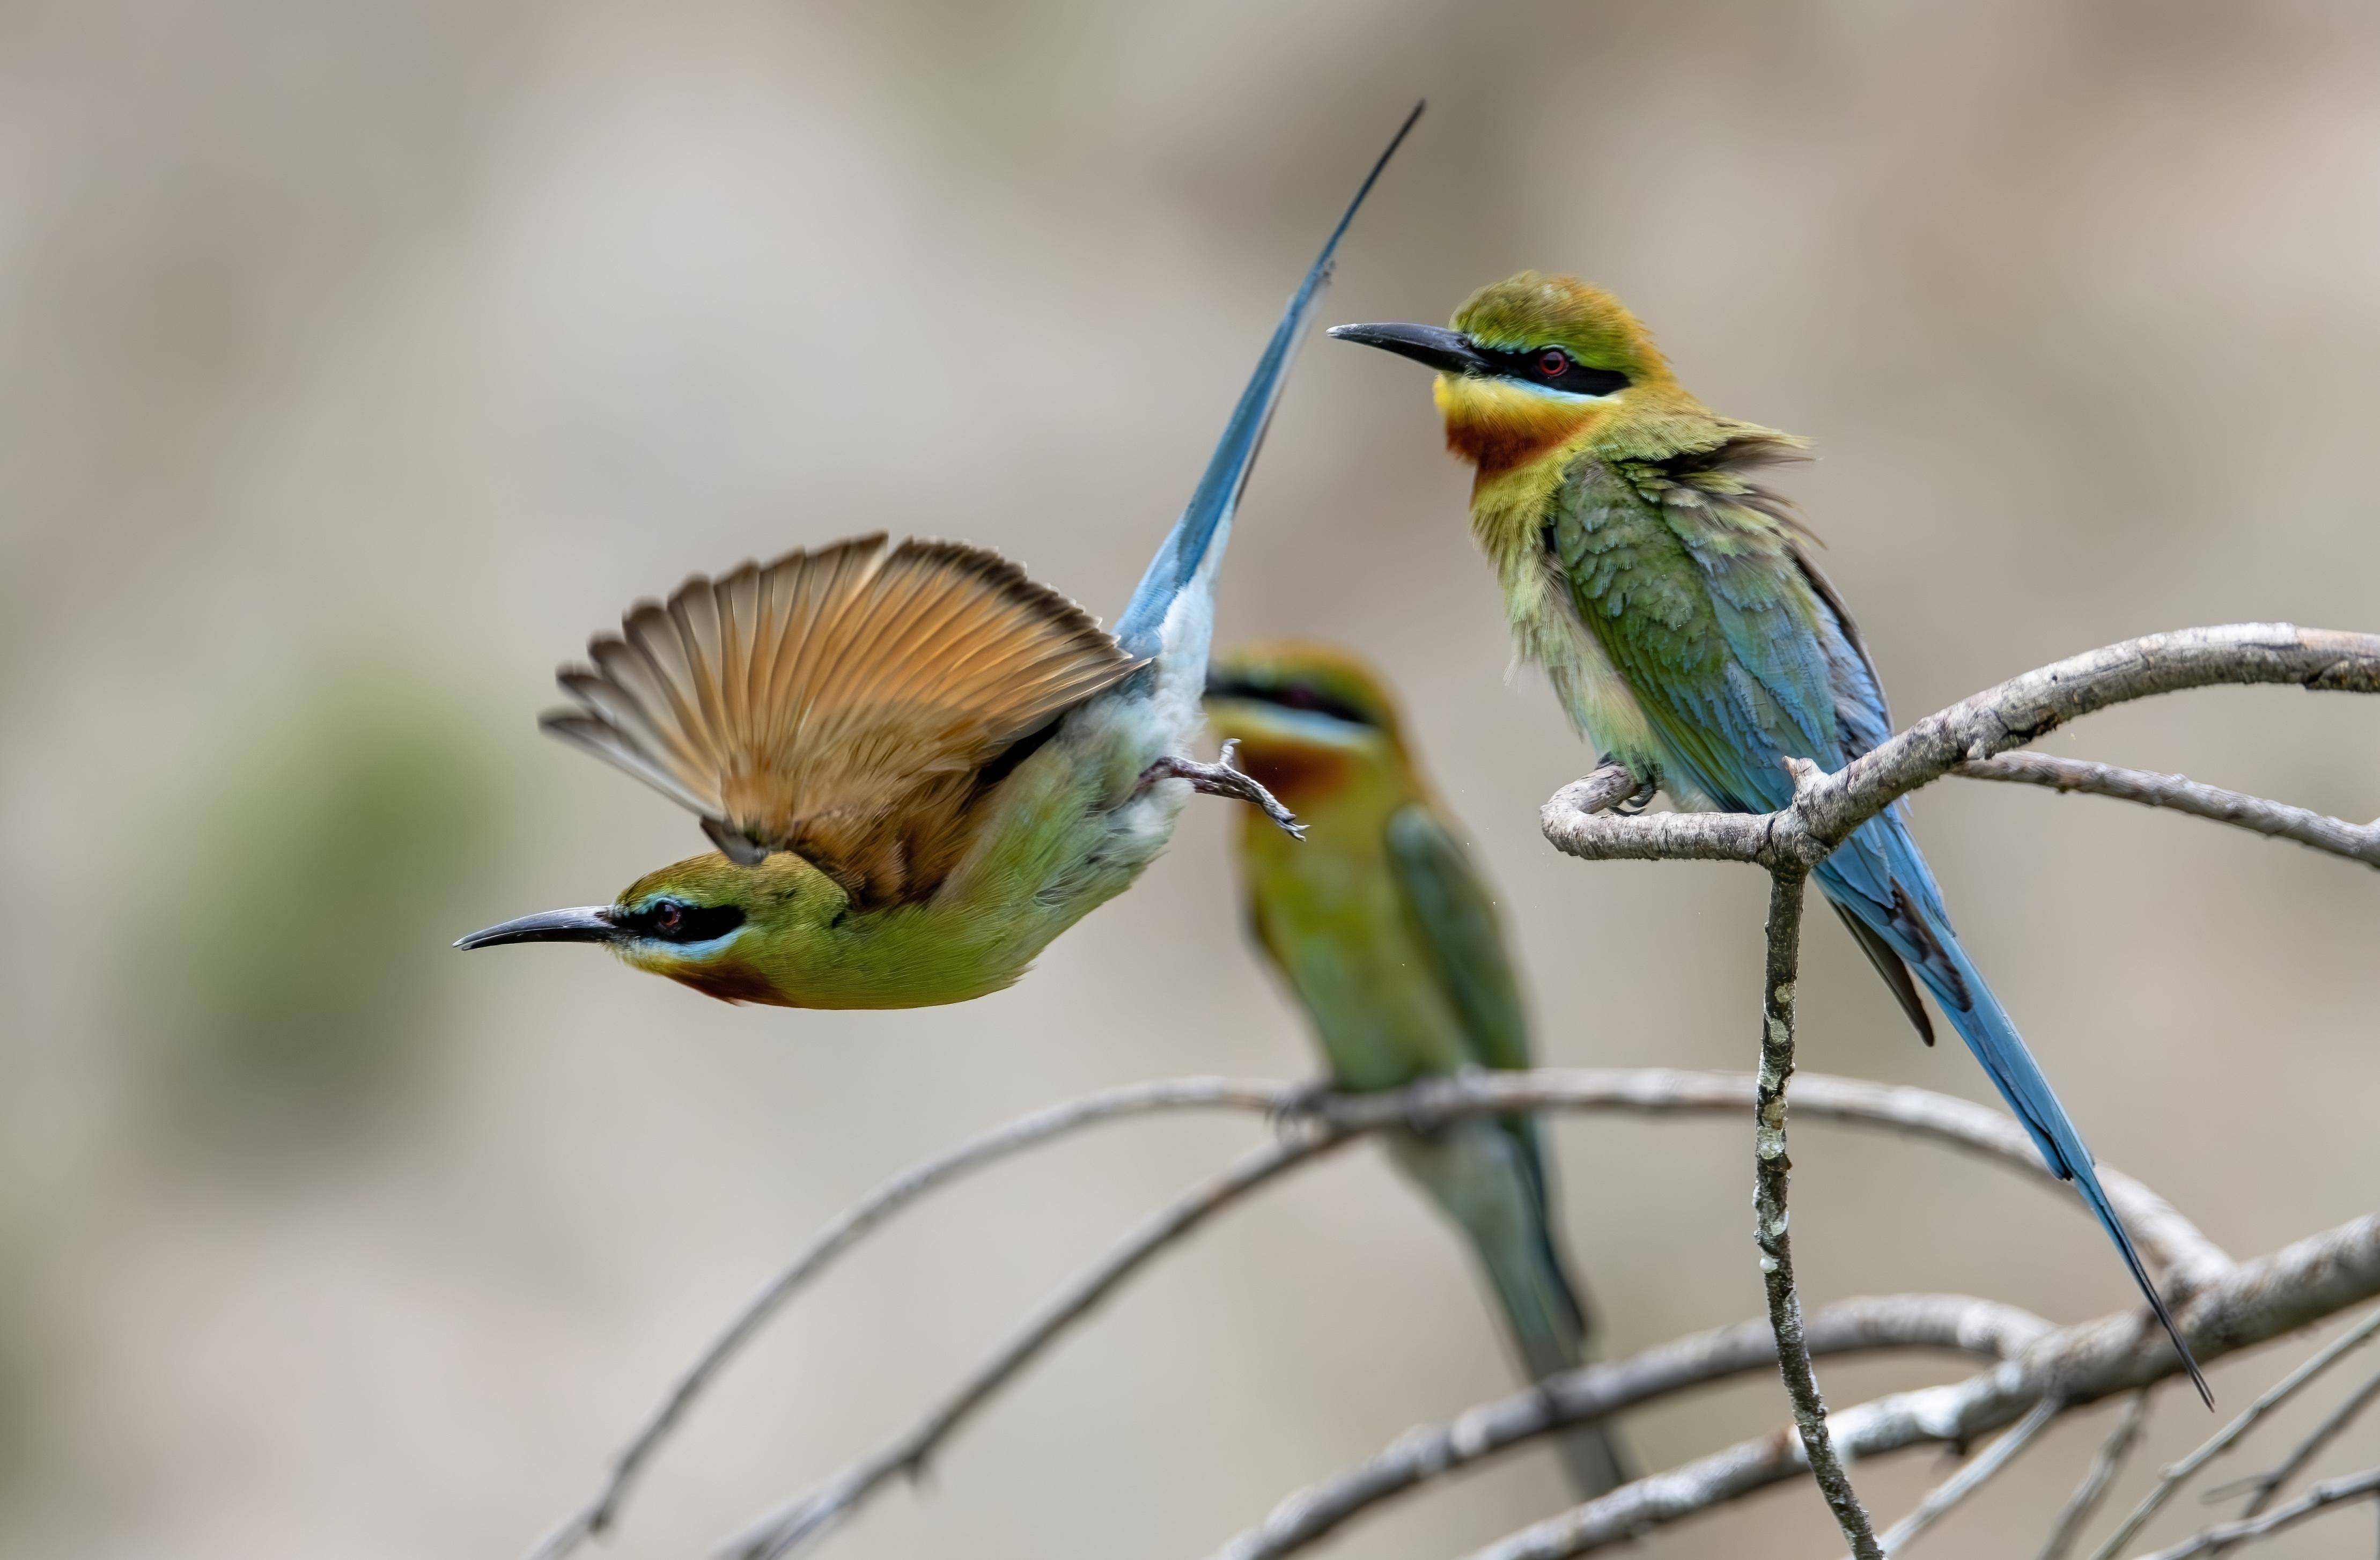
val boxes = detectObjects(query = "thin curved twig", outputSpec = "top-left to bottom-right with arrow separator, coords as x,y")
1451,1211 -> 2380,1560
1752,866 -> 1882,1555
721,1130 -> 1353,1560
2040,1388 -> 2157,1560
1207,1294 -> 2050,1560
1542,624 -> 2380,869
2136,1467 -> 2380,1560
712,1065 -> 2175,1560
1311,1070 -> 2227,1288
521,1077 -> 1285,1560
1954,754 -> 2380,870
529,1069 -> 2222,1560
2210,1364 -> 2380,1543
2084,1305 -> 2380,1560
1868,1395 -> 2062,1557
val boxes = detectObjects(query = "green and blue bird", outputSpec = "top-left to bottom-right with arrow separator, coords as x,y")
452,108 -> 1425,1006
1331,274 -> 2209,1401
1207,642 -> 1631,1497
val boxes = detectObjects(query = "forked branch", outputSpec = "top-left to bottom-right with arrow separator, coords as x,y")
1542,624 -> 2380,869
703,1066 -> 2205,1560
1450,1211 -> 2380,1560
1209,1294 -> 2052,1560
1955,753 -> 2380,869
526,1068 -> 2219,1560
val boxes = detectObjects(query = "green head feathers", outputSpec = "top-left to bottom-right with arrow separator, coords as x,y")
457,851 -> 850,1006
1451,272 -> 1672,384
1333,272 -> 1688,475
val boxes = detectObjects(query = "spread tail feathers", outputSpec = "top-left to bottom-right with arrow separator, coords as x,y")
1823,820 -> 2213,1407
1113,101 -> 1421,660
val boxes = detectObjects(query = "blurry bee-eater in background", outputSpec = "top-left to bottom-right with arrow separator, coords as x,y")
1206,642 -> 1631,1498
1330,273 -> 2209,1401
452,106 -> 1424,1009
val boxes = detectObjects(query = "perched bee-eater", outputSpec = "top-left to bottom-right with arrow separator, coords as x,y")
1331,274 -> 2209,1400
452,106 -> 1424,1007
1207,642 -> 1631,1497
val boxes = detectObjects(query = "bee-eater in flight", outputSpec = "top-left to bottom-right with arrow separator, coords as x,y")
1207,641 -> 1632,1497
453,105 -> 1424,1009
1330,273 -> 2209,1401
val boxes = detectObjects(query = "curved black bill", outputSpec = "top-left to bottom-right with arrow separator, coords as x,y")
454,906 -> 621,950
1328,322 -> 1486,376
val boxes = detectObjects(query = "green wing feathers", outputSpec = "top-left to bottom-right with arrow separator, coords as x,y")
1549,430 -> 1844,810
1384,804 -> 1532,1076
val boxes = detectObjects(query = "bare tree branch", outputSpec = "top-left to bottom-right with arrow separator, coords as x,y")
1869,1395 -> 2061,1556
2136,1467 -> 2380,1560
1564,761 -> 1649,817
528,1065 -> 2222,1560
514,627 -> 2378,1560
1207,1294 -> 2050,1560
709,1063 -> 2169,1560
1752,865 -> 1883,1556
721,1130 -> 1354,1560
1954,754 -> 2380,870
2040,1389 -> 2157,1560
522,1077 -> 1286,1560
2210,1365 -> 2380,1546
1310,1070 -> 2228,1289
1451,1211 -> 2380,1560
1542,624 -> 2380,870
2084,1306 -> 2380,1560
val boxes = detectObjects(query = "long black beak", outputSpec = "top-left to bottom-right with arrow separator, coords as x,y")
454,906 -> 622,950
1328,322 -> 1487,376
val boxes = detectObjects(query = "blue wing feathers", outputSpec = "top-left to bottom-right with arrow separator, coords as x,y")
1663,492 -> 2210,1400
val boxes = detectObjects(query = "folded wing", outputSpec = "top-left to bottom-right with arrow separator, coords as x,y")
542,533 -> 1142,903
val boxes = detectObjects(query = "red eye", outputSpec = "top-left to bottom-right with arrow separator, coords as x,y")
1537,348 -> 1571,378
655,902 -> 683,932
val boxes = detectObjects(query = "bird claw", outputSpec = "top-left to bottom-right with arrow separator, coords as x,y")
1595,756 -> 1660,815
1140,742 -> 1307,838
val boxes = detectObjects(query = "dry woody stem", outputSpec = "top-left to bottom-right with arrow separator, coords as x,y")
1753,867 -> 1883,1557
1542,624 -> 2380,872
2037,1388 -> 2155,1560
1446,1210 -> 2380,1560
2082,1305 -> 2380,1560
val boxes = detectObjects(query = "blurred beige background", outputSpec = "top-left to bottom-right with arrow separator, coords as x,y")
4,1 -> 2378,1556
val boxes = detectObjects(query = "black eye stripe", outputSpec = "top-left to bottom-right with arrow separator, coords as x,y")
1208,676 -> 1378,730
621,900 -> 747,944
1474,344 -> 1630,398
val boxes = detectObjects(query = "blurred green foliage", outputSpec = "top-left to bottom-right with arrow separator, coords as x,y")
134,666 -> 508,1147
